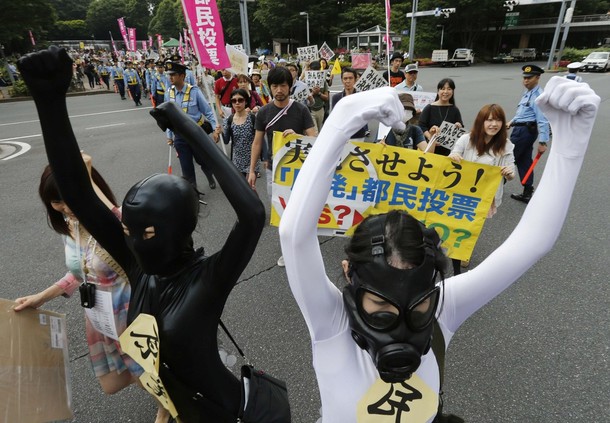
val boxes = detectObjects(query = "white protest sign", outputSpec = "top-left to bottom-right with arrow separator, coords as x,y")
291,84 -> 310,103
232,44 -> 245,52
318,42 -> 334,61
435,121 -> 466,150
304,70 -> 325,88
298,45 -> 319,63
377,122 -> 392,141
225,44 -> 249,75
409,91 -> 437,111
354,66 -> 388,92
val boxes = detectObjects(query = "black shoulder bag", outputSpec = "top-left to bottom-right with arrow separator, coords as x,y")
148,275 -> 291,423
218,320 -> 291,423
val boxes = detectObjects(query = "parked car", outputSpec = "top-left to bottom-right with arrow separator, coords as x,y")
491,53 -> 514,63
431,48 -> 474,67
510,48 -> 537,62
581,51 -> 610,72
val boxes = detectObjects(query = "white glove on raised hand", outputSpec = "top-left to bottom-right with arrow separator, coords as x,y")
324,87 -> 406,137
536,76 -> 600,158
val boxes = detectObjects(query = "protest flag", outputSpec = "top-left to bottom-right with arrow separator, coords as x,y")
180,0 -> 230,69
331,58 -> 342,75
117,18 -> 130,51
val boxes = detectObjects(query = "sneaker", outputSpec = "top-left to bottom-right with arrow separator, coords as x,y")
277,255 -> 285,267
460,259 -> 470,268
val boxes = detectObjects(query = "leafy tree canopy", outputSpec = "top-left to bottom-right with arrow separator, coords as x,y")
1,0 -> 57,45
148,0 -> 181,40
49,0 -> 92,20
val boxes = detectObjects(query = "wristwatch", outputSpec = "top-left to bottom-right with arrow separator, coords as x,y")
539,142 -> 548,146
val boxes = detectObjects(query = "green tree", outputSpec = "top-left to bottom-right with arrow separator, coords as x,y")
86,0 -> 129,41
128,0 -> 154,38
148,0 -> 181,40
49,20 -> 89,40
49,0 -> 93,20
337,2 -> 385,31
0,0 -> 57,46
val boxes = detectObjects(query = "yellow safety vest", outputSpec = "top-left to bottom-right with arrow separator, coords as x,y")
156,74 -> 166,95
169,84 -> 204,126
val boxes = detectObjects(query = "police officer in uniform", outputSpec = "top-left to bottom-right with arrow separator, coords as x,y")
507,64 -> 550,203
98,61 -> 111,90
143,58 -> 155,95
123,60 -> 143,106
111,61 -> 126,100
150,60 -> 169,106
165,61 -> 221,189
167,53 -> 197,86
565,62 -> 583,82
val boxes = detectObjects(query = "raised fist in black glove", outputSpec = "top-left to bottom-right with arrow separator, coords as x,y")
17,46 -> 73,102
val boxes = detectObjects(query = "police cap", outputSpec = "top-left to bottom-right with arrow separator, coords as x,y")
522,64 -> 544,77
165,61 -> 187,75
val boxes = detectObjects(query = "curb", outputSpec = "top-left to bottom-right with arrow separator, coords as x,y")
0,88 -> 113,103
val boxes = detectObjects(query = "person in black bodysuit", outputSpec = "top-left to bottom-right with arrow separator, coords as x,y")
18,47 -> 267,423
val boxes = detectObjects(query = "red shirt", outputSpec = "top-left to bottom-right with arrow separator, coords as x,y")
214,77 -> 239,106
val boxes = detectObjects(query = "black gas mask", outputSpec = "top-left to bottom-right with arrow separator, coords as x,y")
343,214 -> 441,383
122,174 -> 199,276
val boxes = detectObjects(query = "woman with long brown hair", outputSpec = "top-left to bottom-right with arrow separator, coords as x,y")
449,104 -> 516,218
15,160 -> 144,396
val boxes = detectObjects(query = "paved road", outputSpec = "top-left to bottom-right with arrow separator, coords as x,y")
1,63 -> 609,422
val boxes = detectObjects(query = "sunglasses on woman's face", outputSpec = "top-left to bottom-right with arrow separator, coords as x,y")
231,97 -> 245,104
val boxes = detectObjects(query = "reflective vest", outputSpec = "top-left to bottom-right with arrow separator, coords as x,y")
169,84 -> 204,126
156,74 -> 166,95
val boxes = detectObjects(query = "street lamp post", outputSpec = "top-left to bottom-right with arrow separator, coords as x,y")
437,25 -> 444,49
300,12 -> 310,45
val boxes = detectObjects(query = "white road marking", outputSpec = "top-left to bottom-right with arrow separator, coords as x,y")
0,141 -> 32,160
0,134 -> 41,142
85,123 -> 126,130
0,106 -> 152,127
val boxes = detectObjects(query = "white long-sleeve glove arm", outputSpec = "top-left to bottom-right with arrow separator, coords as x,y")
445,77 -> 600,332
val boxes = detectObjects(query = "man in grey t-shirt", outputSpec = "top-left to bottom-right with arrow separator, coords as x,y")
248,67 -> 317,191
248,66 -> 317,267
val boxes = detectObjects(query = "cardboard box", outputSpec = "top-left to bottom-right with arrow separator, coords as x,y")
0,298 -> 72,422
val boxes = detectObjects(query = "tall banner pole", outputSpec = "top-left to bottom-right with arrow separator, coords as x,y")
385,0 -> 391,86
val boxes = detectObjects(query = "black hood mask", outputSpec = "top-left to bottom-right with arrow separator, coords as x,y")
122,174 -> 199,276
343,214 -> 442,383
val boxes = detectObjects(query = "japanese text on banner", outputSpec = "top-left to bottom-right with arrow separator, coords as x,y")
355,66 -> 388,92
269,134 -> 502,260
304,70 -> 326,89
120,314 -> 179,418
297,45 -> 319,63
180,0 -> 230,69
117,18 -> 130,51
318,42 -> 334,61
435,121 -> 467,151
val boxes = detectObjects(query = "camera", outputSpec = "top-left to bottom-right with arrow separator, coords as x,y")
79,282 -> 96,308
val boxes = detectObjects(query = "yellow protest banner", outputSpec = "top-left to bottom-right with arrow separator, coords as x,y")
270,133 -> 502,260
119,314 -> 178,418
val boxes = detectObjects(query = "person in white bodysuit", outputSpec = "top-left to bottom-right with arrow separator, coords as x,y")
279,79 -> 600,423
